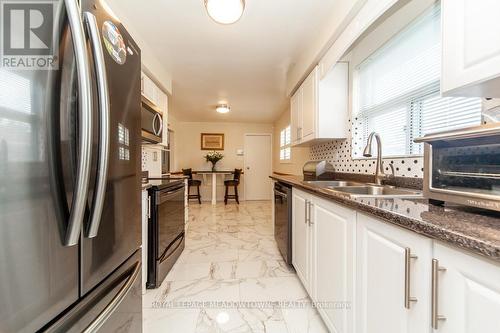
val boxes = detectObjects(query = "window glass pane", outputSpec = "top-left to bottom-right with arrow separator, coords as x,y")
285,126 -> 291,145
365,105 -> 408,156
420,94 -> 482,135
280,129 -> 285,147
284,147 -> 291,160
353,4 -> 482,158
357,7 -> 440,113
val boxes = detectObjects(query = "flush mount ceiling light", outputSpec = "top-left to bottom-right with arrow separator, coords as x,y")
204,0 -> 245,25
216,104 -> 231,114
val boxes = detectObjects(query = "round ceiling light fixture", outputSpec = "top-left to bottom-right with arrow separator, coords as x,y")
216,103 -> 231,114
204,0 -> 245,25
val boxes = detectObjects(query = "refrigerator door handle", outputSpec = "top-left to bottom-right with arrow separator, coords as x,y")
64,0 -> 93,246
84,11 -> 110,238
82,260 -> 141,333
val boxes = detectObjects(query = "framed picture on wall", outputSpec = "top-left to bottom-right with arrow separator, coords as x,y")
201,133 -> 225,150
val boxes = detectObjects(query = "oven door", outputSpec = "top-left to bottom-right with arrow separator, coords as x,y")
141,98 -> 162,143
148,184 -> 185,288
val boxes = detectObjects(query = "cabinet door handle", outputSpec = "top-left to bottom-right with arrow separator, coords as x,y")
304,200 -> 309,224
307,201 -> 314,225
431,259 -> 447,329
404,248 -> 418,309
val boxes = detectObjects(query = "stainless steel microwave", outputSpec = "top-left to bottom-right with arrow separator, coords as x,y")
415,123 -> 500,212
141,96 -> 163,143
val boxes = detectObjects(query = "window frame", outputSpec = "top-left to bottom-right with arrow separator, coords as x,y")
279,125 -> 292,163
351,4 -> 481,160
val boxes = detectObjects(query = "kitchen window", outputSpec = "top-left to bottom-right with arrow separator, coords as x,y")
280,125 -> 291,162
352,4 -> 482,158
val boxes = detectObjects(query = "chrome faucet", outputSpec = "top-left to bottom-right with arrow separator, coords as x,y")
363,132 -> 394,185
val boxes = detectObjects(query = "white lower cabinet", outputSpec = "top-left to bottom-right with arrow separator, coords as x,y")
356,213 -> 432,333
292,188 -> 355,332
311,196 -> 356,333
292,190 -> 500,333
432,242 -> 500,333
292,189 -> 311,292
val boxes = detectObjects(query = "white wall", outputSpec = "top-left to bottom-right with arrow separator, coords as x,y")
286,0 -> 366,96
104,0 -> 172,94
175,121 -> 273,201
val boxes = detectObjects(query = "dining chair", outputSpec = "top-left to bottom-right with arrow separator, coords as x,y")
182,168 -> 202,204
224,169 -> 242,204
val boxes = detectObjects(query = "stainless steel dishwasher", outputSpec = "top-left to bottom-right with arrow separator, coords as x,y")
274,182 -> 293,265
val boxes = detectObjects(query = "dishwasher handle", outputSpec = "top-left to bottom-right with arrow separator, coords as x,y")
274,190 -> 288,198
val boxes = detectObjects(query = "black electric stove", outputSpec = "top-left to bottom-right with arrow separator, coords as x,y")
146,177 -> 185,190
146,176 -> 186,288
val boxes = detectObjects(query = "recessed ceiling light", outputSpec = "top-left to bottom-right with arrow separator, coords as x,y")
216,103 -> 231,114
204,0 -> 245,25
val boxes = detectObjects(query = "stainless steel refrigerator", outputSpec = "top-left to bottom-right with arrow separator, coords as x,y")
0,0 -> 142,332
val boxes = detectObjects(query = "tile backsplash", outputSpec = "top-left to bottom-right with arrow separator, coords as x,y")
310,138 -> 424,178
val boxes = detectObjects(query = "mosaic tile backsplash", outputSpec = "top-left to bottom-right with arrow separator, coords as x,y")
310,138 -> 424,178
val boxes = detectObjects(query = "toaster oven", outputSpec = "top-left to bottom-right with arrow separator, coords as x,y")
415,123 -> 500,211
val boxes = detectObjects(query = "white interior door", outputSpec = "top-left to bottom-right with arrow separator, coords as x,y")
244,134 -> 272,201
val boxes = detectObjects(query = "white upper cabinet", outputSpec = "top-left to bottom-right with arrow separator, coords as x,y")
356,214 -> 432,333
141,71 -> 156,104
291,63 -> 348,146
442,0 -> 500,97
290,87 -> 302,144
432,243 -> 500,332
301,67 -> 318,142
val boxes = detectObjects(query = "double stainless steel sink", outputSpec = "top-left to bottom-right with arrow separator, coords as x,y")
302,180 -> 423,199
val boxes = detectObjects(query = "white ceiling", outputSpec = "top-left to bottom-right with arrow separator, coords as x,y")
106,0 -> 339,123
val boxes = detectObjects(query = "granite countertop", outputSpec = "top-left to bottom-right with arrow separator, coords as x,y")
271,174 -> 500,263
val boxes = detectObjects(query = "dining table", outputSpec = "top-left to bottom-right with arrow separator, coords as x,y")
172,170 -> 243,205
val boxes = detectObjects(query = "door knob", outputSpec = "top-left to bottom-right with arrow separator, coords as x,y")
246,167 -> 250,170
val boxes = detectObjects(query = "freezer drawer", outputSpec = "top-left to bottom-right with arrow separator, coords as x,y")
43,249 -> 142,333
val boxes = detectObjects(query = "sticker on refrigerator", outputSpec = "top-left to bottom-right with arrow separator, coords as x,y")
102,21 -> 127,65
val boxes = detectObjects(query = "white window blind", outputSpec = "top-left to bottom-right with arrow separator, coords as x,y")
280,125 -> 291,161
354,4 -> 482,157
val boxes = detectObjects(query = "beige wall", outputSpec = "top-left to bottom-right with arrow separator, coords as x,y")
272,110 -> 310,175
174,121 -> 273,201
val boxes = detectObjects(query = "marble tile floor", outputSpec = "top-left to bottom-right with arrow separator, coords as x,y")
143,201 -> 328,333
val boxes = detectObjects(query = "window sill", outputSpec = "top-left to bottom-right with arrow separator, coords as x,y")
279,160 -> 292,164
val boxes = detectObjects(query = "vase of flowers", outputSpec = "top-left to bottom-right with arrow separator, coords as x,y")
204,151 -> 224,171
